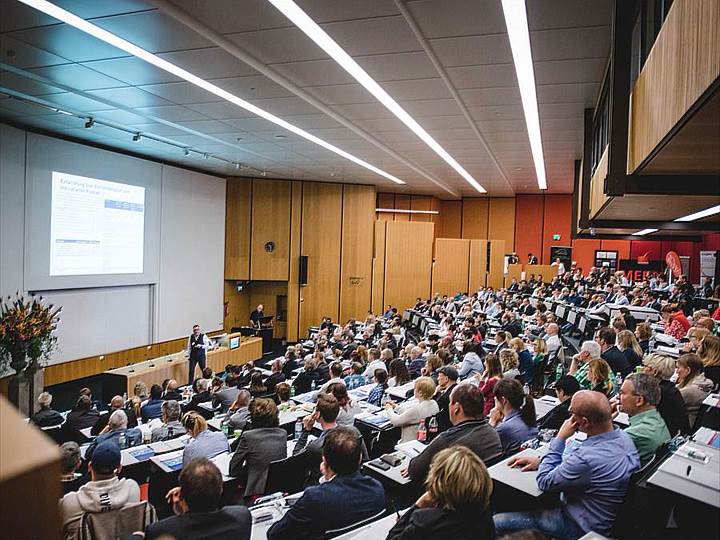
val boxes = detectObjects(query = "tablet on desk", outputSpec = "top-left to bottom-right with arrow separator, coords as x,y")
160,455 -> 184,471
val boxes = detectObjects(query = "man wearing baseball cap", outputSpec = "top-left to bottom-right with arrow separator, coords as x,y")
61,441 -> 142,538
433,366 -> 459,432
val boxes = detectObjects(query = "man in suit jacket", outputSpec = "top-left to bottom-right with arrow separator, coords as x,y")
267,427 -> 385,540
432,366 -> 458,433
537,376 -> 580,431
597,327 -> 631,378
183,379 -> 213,415
145,458 -> 251,540
212,381 -> 240,414
407,384 -> 502,484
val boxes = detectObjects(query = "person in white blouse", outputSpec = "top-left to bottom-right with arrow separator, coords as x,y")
384,377 -> 439,443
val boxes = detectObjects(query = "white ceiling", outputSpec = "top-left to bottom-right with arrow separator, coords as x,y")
0,0 -> 611,197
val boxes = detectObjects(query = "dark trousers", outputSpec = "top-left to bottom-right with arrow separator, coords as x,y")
188,354 -> 206,385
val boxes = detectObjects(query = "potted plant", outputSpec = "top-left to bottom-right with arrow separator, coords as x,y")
0,293 -> 61,416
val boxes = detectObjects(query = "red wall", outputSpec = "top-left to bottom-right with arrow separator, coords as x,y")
514,195 -> 544,263
542,195 -> 573,264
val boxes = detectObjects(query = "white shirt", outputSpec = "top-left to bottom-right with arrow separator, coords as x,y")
362,359 -> 387,378
546,334 -> 562,358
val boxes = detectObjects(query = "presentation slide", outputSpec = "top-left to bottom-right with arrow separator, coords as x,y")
50,171 -> 145,276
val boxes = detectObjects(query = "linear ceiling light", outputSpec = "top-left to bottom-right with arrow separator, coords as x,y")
375,208 -> 439,215
501,0 -> 548,190
674,204 -> 720,222
17,0 -> 405,186
267,0 -> 486,194
632,228 -> 659,236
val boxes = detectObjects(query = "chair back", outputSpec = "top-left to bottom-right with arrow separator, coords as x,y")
78,501 -> 156,540
323,508 -> 387,538
264,454 -> 307,495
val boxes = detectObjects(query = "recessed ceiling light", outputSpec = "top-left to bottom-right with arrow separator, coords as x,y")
674,205 -> 720,222
501,0 -> 548,190
267,0 -> 485,194
275,134 -> 287,139
632,228 -> 659,236
18,0 -> 405,186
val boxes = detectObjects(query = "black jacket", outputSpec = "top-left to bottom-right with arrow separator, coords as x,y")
183,390 -> 212,414
537,399 -> 571,431
658,379 -> 691,436
64,408 -> 100,432
282,358 -> 299,379
601,346 -> 631,378
386,504 -> 496,540
432,384 -> 457,434
32,408 -> 64,428
265,372 -> 286,394
145,506 -> 252,540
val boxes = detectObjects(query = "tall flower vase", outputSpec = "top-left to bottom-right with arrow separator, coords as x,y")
7,351 -> 43,417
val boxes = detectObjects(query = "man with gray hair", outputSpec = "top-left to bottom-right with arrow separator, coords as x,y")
545,323 -> 562,358
152,400 -> 184,442
567,340 -> 602,389
183,377 -> 212,414
225,390 -> 252,432
32,391 -> 64,427
618,373 -> 671,464
86,410 -> 142,461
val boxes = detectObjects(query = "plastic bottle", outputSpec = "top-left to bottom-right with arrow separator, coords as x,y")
523,383 -> 530,396
428,416 -> 438,437
381,392 -> 389,406
118,432 -> 126,450
294,418 -> 303,440
416,420 -> 427,442
311,379 -> 316,391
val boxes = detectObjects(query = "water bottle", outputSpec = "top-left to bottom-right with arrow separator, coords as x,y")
428,416 -> 438,437
381,392 -> 389,406
294,418 -> 303,440
523,383 -> 530,396
290,385 -> 296,397
416,420 -> 427,442
311,379 -> 316,391
118,432 -> 126,450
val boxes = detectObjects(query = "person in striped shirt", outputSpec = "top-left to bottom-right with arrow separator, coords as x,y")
567,340 -> 602,390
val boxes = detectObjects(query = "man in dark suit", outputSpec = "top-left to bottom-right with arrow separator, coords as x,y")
267,427 -> 385,540
162,379 -> 183,401
183,379 -> 212,415
597,327 -> 631,378
144,457 -> 251,540
32,392 -> 64,428
406,384 -> 502,484
537,376 -> 580,430
528,252 -> 539,265
432,366 -> 458,433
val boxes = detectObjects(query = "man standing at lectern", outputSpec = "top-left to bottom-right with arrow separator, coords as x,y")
187,324 -> 210,386
250,304 -> 264,328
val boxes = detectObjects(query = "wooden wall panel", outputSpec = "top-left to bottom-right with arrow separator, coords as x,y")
376,192 -> 395,221
542,194 -> 572,264
462,198 -> 489,239
437,200 -> 462,238
410,195 -> 433,222
340,185 -> 375,321
432,238 -> 470,296
487,239 -> 506,290
371,221 -> 387,314
224,178 -> 251,279
394,194 -> 411,222
504,263 -> 524,287
286,181 -> 302,342
514,195 -> 544,264
224,280 -> 250,330
249,281 -> 288,339
250,179 -> 291,281
383,222 -> 434,310
525,264 -> 555,282
488,198 -> 516,251
468,239 -> 488,291
299,182 -> 342,336
628,0 -> 720,172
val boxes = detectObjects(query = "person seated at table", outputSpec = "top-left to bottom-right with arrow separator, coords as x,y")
499,349 -> 520,381
293,393 -> 368,484
476,353 -> 503,417
537,375 -> 580,431
587,359 -> 614,397
92,395 -> 139,435
492,330 -> 510,354
65,394 -> 101,432
698,334 -> 720,387
151,400 -> 185,442
183,378 -> 212,414
276,382 -> 291,407
144,458 -> 251,540
617,373 -> 670,465
181,412 -> 230,468
326,382 -> 362,426
432,366 -> 459,433
458,341 -> 485,379
406,384 -> 502,484
225,389 -> 252,432
163,379 -> 183,401
264,360 -> 286,394
390,446 -> 496,540
532,337 -> 547,366
281,351 -> 299,380
509,338 -> 534,384
86,410 -> 142,461
60,442 -> 87,495
292,358 -> 320,395
386,358 -> 410,388
343,362 -> 367,390
32,391 -> 64,428
489,378 -> 538,452
493,390 -> 641,540
660,303 -> 690,341
675,353 -> 714,426
229,398 -> 287,500
596,327 -> 631,378
682,327 -> 710,354
567,340 -> 601,389
267,427 -> 385,540
319,361 -> 345,393
421,353 -> 443,384
385,376 -> 440,443
141,384 -> 165,422
617,329 -> 644,370
248,372 -> 269,398
642,353 -> 691,436
212,376 -> 240,414
367,368 -> 389,407
635,323 -> 652,354
407,346 -> 427,379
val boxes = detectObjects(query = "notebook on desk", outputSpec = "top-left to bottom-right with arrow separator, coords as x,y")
160,455 -> 184,471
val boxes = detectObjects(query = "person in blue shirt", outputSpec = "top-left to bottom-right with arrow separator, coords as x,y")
489,378 -> 538,452
141,384 -> 164,422
181,411 -> 230,468
510,337 -> 535,384
494,390 -> 641,540
366,369 -> 388,407
343,362 -> 367,390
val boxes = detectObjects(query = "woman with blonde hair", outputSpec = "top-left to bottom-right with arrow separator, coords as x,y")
587,358 -> 614,397
386,446 -> 495,540
532,338 -> 548,364
683,327 -> 710,354
422,353 -> 443,383
509,337 -> 534,384
181,411 -> 229,467
499,349 -> 520,381
698,334 -> 720,386
617,329 -> 643,370
384,376 -> 439,443
643,353 -> 690,435
675,353 -> 714,426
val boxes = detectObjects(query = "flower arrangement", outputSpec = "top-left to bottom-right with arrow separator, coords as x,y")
0,293 -> 61,375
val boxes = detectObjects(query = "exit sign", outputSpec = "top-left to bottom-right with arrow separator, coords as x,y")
552,234 -> 561,240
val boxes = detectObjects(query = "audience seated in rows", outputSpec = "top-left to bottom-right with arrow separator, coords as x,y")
32,391 -> 64,428
385,376 -> 440,443
141,385 -> 164,423
489,378 -> 538,452
181,412 -> 229,468
151,400 -> 184,442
